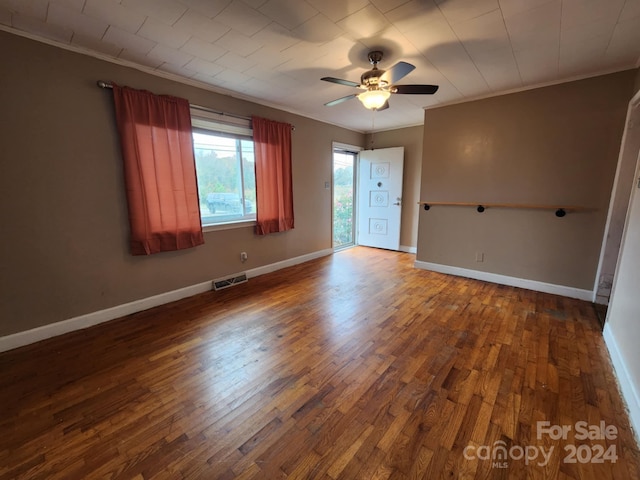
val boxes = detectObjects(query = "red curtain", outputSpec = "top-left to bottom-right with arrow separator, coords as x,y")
252,116 -> 294,235
112,85 -> 204,255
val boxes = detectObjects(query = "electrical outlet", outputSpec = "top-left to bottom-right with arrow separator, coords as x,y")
476,252 -> 484,262
240,252 -> 248,263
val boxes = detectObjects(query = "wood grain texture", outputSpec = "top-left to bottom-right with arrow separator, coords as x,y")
1,247 -> 638,479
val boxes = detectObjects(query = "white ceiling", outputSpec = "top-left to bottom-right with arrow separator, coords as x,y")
1,0 -> 640,132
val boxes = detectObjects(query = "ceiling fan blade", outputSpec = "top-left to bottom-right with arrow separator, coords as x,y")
321,76 -> 361,88
325,93 -> 358,107
393,84 -> 439,95
380,61 -> 415,85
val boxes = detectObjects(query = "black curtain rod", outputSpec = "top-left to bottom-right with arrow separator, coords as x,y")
97,80 -> 295,130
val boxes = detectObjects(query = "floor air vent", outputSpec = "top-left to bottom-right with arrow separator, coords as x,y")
213,273 -> 248,291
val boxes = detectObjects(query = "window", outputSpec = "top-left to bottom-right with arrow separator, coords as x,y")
191,109 -> 256,227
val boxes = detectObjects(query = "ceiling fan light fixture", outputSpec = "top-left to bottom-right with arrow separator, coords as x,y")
358,89 -> 391,110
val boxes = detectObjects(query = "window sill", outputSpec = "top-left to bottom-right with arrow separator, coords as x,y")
203,220 -> 256,233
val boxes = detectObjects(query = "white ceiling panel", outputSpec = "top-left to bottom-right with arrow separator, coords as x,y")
71,32 -> 122,57
0,7 -> 10,25
214,29 -> 262,57
258,0 -> 317,30
251,22 -> 299,51
215,51 -> 256,72
84,0 -> 145,35
4,0 -> 48,20
305,0 -> 370,22
435,0 -> 500,24
383,1 -> 445,33
0,0 -> 638,132
292,12 -> 344,43
172,11 -> 230,43
10,11 -> 72,43
337,5 -> 390,38
606,18 -> 640,64
177,0 -> 232,19
560,32 -> 609,76
103,25 -> 156,55
47,2 -> 108,39
147,43 -> 194,67
370,0 -> 413,14
451,10 -> 511,54
180,37 -> 226,62
137,17 -> 190,49
121,0 -> 186,26
184,57 -> 225,76
50,0 -> 85,12
215,0 -> 271,36
561,0 -> 625,30
514,44 -> 560,84
619,0 -> 640,23
118,48 -> 163,69
498,0 -> 556,18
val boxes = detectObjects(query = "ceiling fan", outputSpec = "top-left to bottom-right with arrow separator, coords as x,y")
321,51 -> 439,111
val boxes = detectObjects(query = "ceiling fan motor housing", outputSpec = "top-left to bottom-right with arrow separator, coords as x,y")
361,51 -> 388,89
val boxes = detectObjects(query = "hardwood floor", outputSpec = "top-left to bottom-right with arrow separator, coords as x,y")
1,247 -> 639,479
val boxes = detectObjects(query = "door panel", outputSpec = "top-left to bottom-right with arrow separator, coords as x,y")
357,147 -> 404,251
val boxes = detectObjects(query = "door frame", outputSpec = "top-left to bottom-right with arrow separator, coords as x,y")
594,88 -> 640,305
332,142 -> 362,250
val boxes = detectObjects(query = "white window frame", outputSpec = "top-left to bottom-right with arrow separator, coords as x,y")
191,108 -> 257,232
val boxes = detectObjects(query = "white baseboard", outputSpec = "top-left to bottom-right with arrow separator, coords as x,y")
603,324 -> 640,446
399,245 -> 417,254
0,249 -> 334,353
414,261 -> 593,301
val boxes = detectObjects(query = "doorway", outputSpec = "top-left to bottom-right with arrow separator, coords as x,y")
332,147 -> 358,250
594,89 -> 640,310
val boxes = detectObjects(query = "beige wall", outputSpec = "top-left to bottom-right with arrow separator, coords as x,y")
0,31 -> 364,337
417,70 -> 636,290
364,126 -> 423,250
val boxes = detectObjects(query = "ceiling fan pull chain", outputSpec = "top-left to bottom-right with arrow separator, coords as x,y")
370,110 -> 376,150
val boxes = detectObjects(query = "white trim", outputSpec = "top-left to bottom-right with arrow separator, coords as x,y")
202,220 -> 256,233
332,141 -> 363,153
593,89 -> 640,303
399,245 -> 417,254
0,281 -> 212,353
603,324 -> 640,445
414,261 -> 593,301
0,249 -> 333,353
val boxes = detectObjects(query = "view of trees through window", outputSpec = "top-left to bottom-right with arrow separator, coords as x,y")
193,132 -> 256,225
333,151 -> 356,248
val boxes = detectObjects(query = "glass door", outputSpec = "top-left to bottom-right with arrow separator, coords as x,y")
333,149 -> 357,249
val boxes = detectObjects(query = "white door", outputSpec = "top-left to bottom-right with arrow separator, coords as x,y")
357,147 -> 404,251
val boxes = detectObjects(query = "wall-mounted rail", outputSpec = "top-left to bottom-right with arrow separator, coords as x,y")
418,201 -> 593,217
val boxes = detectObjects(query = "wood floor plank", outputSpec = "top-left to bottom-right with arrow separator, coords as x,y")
1,247 -> 639,479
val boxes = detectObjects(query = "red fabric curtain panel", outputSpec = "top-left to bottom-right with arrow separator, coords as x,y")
112,85 -> 204,255
252,116 -> 295,235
